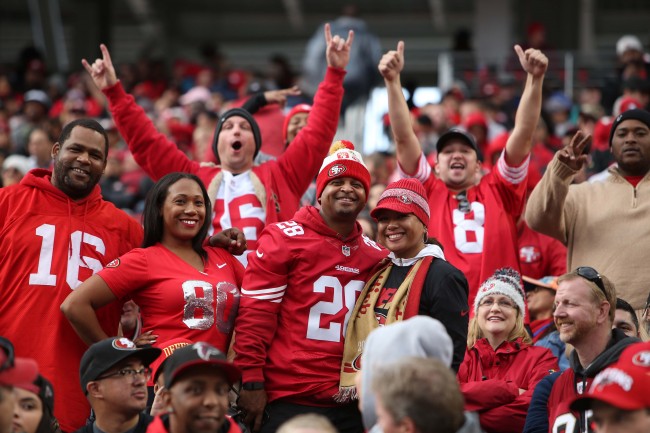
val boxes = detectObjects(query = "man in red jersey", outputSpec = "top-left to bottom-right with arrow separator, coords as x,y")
83,24 -> 353,266
379,41 -> 548,311
0,119 -> 143,432
233,141 -> 387,433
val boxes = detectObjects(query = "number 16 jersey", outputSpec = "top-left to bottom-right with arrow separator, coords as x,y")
234,206 -> 387,406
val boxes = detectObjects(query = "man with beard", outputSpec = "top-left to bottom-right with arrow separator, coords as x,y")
380,41 -> 548,311
527,110 -> 650,311
75,337 -> 161,433
0,118 -> 144,432
529,267 -> 639,433
233,141 -> 387,433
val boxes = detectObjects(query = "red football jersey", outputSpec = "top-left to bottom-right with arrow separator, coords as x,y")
0,170 -> 143,432
234,206 -> 387,405
401,152 -> 528,310
99,243 -> 244,352
518,221 -> 567,279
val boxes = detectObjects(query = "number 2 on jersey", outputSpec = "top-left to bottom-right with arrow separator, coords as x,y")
306,276 -> 364,342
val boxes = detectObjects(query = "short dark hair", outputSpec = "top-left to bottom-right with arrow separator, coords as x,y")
58,119 -> 109,157
142,173 -> 211,260
616,297 -> 639,332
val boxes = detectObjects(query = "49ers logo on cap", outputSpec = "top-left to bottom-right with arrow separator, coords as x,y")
328,164 -> 347,178
193,342 -> 221,361
106,258 -> 120,268
632,350 -> 650,367
112,338 -> 136,350
399,194 -> 412,204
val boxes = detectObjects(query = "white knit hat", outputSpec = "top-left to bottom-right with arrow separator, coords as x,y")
474,268 -> 525,318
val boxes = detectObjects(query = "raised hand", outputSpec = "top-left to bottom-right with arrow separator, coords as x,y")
514,44 -> 548,78
378,41 -> 405,82
325,23 -> 354,70
82,44 -> 118,90
263,85 -> 301,108
558,130 -> 591,171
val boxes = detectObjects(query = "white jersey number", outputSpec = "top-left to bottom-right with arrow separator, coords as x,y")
452,202 -> 485,253
552,410 -> 593,433
29,224 -> 106,289
306,276 -> 364,343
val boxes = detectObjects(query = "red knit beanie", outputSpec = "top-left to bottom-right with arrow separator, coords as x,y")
370,178 -> 430,226
316,140 -> 370,199
283,104 -> 312,144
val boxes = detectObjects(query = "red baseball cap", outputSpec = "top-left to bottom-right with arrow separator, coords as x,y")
0,337 -> 38,388
570,341 -> 650,411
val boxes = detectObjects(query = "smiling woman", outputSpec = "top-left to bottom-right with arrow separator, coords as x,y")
457,268 -> 559,433
61,173 -> 245,370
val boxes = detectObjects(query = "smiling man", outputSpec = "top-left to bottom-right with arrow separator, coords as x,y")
233,141 -> 386,433
77,337 -> 161,433
84,25 -> 353,266
380,42 -> 548,310
0,119 -> 144,432
540,268 -> 639,433
527,109 -> 650,311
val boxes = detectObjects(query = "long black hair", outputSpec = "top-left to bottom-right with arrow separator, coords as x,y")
141,172 -> 211,260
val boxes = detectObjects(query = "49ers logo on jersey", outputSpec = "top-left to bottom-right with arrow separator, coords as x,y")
328,164 -> 347,177
106,258 -> 121,268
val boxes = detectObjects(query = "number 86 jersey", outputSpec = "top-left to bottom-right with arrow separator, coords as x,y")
234,206 -> 387,406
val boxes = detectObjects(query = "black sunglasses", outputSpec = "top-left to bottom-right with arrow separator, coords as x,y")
576,266 -> 606,295
456,190 -> 471,213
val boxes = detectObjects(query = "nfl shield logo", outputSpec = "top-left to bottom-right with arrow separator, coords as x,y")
342,245 -> 351,256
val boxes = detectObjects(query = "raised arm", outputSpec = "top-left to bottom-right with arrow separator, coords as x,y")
379,41 -> 421,174
82,44 -> 118,91
60,274 -> 118,345
504,45 -> 548,166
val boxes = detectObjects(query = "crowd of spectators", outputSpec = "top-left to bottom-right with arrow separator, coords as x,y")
1,12 -> 650,433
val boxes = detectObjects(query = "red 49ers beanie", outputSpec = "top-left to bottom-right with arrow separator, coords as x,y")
316,140 -> 371,199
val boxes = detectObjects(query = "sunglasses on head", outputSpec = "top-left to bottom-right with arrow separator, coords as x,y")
576,266 -> 606,295
456,190 -> 471,213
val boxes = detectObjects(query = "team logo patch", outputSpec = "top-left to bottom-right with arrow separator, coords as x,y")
342,245 -> 351,256
632,350 -> 650,367
399,194 -> 412,204
193,342 -> 222,361
519,246 -> 541,263
328,164 -> 347,177
112,338 -> 136,350
106,258 -> 120,268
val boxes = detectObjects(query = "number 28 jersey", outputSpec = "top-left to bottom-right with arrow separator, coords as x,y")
98,243 -> 245,352
234,206 -> 387,405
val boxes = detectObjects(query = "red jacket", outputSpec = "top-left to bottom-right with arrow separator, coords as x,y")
103,67 -> 345,231
458,337 -> 559,433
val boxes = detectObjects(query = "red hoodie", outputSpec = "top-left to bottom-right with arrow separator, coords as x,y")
0,169 -> 143,432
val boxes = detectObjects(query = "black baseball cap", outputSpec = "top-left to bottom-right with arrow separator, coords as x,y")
164,342 -> 241,389
79,337 -> 161,393
436,128 -> 483,161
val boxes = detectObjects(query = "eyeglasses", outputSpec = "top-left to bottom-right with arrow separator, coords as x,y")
456,190 -> 471,213
478,298 -> 516,310
97,367 -> 152,381
576,267 -> 606,295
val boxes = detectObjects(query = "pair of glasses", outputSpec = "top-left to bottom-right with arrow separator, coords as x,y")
478,299 -> 516,310
456,191 -> 471,213
576,267 -> 606,295
97,367 -> 152,381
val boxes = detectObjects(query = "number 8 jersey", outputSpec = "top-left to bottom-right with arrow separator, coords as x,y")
234,206 -> 387,405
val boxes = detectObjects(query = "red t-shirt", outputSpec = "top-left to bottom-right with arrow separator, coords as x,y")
99,243 -> 244,352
